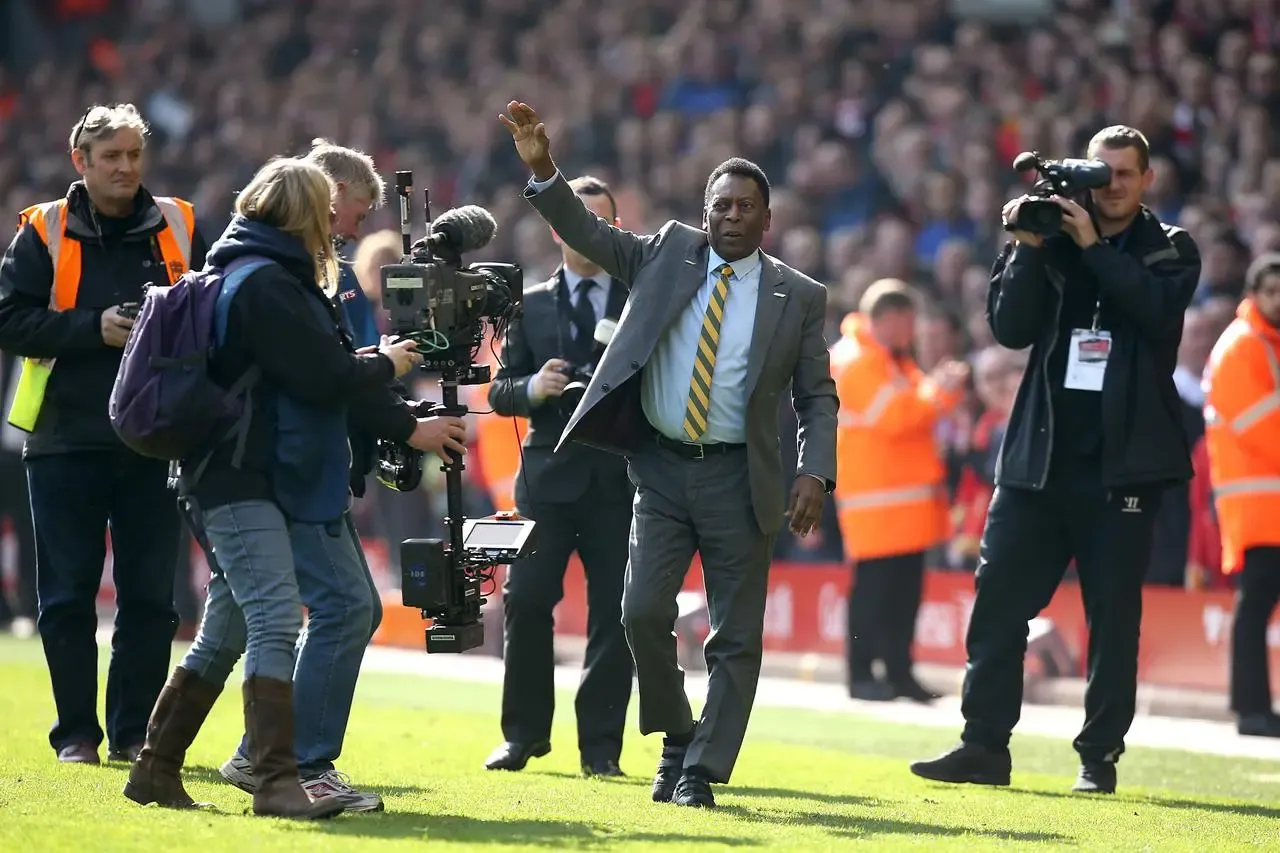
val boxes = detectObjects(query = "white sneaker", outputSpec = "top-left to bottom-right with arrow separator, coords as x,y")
302,770 -> 385,813
218,754 -> 256,794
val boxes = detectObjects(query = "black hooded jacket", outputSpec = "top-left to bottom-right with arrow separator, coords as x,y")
986,207 -> 1202,490
186,216 -> 415,514
0,183 -> 208,457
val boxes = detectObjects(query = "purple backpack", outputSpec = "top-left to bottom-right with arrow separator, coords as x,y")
109,255 -> 273,478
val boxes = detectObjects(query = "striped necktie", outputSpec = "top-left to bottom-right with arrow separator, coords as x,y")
681,263 -> 733,441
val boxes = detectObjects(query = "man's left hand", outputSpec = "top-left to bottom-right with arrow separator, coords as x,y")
786,476 -> 826,537
1052,196 -> 1100,248
408,416 -> 468,460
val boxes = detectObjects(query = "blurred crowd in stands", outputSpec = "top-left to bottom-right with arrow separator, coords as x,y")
2,0 -> 1279,628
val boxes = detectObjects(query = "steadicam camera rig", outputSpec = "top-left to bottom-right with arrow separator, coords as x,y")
377,170 -> 537,653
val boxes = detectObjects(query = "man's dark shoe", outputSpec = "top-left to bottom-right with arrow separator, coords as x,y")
1072,761 -> 1117,794
108,744 -> 143,763
57,742 -> 100,764
849,680 -> 895,702
890,678 -> 940,704
1238,713 -> 1280,738
909,742 -> 1011,786
652,729 -> 694,803
583,758 -> 624,778
672,771 -> 715,808
484,740 -> 550,771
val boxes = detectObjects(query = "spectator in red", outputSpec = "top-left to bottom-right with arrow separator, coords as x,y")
948,346 -> 1027,571
1185,435 -> 1224,590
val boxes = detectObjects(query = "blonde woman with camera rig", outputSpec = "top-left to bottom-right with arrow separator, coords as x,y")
118,157 -> 443,820
212,143 -> 467,815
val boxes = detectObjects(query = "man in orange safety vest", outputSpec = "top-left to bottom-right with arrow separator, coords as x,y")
0,104 -> 205,765
1203,252 -> 1280,739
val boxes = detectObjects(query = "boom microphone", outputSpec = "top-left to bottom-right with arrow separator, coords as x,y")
417,205 -> 498,256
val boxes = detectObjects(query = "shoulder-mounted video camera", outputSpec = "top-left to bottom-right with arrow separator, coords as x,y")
1006,151 -> 1112,237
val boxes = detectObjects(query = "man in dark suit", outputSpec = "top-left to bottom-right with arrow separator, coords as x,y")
483,175 -> 635,778
499,102 -> 838,809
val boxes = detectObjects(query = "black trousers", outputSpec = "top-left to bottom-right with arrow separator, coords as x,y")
1231,546 -> 1280,716
501,489 -> 634,762
27,451 -> 181,753
0,451 -> 37,622
846,551 -> 925,685
960,462 -> 1161,764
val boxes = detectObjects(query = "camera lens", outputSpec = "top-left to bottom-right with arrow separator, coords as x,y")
560,381 -> 587,415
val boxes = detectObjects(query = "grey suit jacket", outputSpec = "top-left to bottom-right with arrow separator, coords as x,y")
522,174 -> 838,536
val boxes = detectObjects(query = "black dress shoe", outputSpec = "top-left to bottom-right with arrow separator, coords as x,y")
1238,713 -> 1280,738
583,758 -> 624,778
909,742 -> 1011,786
484,740 -> 550,771
1072,761 -> 1117,794
672,771 -> 715,808
57,742 -> 100,764
849,679 -> 895,702
107,743 -> 142,763
652,729 -> 694,803
891,678 -> 940,704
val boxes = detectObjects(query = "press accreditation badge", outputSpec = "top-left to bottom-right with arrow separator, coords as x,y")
1064,329 -> 1111,392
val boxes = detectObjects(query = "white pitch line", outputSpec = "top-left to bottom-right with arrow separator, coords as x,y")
356,644 -> 1280,764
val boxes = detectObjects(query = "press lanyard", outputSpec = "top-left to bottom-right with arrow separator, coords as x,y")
1092,227 -> 1131,331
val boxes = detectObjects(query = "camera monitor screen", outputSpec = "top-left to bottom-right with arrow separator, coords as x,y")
464,521 -> 527,549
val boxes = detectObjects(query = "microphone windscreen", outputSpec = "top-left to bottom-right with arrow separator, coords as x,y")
429,205 -> 498,253
1012,152 -> 1039,172
594,318 -> 617,346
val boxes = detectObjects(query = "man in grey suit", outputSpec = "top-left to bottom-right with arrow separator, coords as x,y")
498,101 -> 839,809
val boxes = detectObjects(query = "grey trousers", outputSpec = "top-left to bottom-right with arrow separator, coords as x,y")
621,444 -> 775,784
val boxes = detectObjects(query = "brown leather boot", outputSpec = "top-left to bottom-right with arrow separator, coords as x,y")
243,675 -> 344,820
123,666 -> 223,809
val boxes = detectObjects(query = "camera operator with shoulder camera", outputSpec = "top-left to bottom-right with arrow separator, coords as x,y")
0,104 -> 205,766
484,176 -> 635,778
911,126 -> 1201,795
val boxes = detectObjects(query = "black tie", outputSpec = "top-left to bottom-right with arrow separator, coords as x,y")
572,278 -> 598,348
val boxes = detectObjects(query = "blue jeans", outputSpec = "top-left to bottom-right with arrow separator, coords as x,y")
231,512 -> 380,778
181,501 -> 303,685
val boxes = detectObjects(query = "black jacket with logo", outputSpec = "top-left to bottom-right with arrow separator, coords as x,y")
986,207 -> 1202,490
0,183 -> 208,458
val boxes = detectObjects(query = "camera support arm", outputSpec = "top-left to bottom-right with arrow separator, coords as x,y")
430,370 -> 469,567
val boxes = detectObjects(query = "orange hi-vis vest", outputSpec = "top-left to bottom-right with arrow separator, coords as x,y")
476,413 -> 526,511
1203,298 -> 1280,575
832,313 -> 960,562
7,195 -> 195,431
